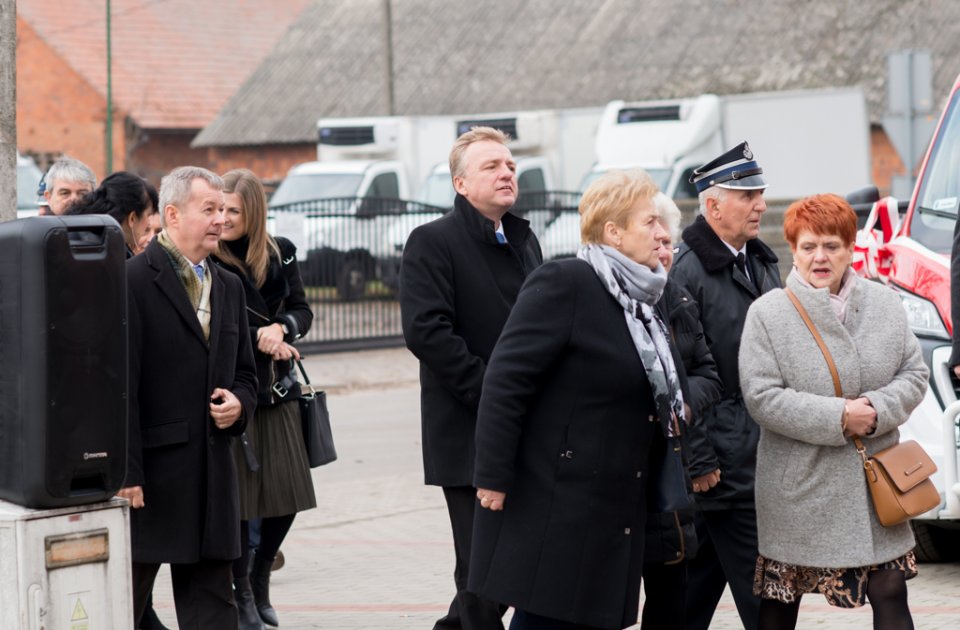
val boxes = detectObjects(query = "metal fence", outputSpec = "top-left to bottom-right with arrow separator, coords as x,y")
271,194 -> 800,351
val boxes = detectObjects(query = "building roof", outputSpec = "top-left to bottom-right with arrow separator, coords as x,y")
194,0 -> 960,148
18,0 -> 310,129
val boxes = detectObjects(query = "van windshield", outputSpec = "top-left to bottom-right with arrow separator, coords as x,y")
269,173 -> 363,207
419,173 -> 455,208
910,93 -> 960,254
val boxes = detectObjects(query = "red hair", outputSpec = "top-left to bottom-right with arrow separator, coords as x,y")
783,193 -> 857,248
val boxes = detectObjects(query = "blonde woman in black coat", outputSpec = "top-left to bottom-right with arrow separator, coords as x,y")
471,170 -> 686,630
213,169 -> 316,630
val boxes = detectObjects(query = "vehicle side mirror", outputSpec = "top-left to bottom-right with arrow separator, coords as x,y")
846,186 -> 880,229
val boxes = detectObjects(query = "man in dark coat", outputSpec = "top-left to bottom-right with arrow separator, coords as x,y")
669,142 -> 781,630
400,126 -> 542,630
119,166 -> 258,629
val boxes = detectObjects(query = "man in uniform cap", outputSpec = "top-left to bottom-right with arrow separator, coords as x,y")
669,141 -> 781,630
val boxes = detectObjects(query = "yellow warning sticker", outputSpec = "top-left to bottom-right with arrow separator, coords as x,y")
70,596 -> 89,629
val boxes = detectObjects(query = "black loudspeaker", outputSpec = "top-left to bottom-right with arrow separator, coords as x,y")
0,215 -> 128,508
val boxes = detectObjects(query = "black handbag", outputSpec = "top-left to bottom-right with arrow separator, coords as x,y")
653,434 -> 693,513
295,359 -> 337,467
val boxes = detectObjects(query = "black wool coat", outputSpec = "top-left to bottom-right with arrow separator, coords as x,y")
469,258 -> 663,630
126,238 -> 258,563
669,215 -> 781,508
400,194 -> 542,487
213,237 -> 313,407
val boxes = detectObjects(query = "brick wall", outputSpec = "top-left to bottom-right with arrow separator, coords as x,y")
16,17 -> 125,180
870,124 -> 907,197
16,17 -> 215,184
203,143 -> 317,187
127,129 -> 212,185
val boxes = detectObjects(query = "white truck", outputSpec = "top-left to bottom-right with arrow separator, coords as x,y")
270,109 -> 600,299
542,87 -> 873,259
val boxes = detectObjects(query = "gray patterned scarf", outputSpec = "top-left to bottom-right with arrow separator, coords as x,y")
578,244 -> 685,436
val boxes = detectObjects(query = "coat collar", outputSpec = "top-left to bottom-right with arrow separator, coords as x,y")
453,194 -> 531,247
144,238 -> 223,349
680,214 -> 778,274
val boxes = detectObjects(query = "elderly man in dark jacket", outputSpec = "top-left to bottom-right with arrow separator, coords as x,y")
120,166 -> 258,629
400,126 -> 542,630
669,142 -> 781,630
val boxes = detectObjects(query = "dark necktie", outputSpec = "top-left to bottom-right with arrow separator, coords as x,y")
735,252 -> 747,277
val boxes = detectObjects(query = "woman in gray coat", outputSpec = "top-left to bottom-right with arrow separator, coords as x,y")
739,194 -> 928,630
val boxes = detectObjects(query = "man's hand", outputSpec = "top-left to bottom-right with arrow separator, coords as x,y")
476,488 -> 506,511
117,486 -> 144,508
691,468 -> 721,493
210,388 -> 242,429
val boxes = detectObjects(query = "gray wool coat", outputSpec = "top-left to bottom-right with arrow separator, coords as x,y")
739,272 -> 929,568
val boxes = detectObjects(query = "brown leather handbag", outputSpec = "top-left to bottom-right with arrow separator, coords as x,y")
784,288 -> 940,526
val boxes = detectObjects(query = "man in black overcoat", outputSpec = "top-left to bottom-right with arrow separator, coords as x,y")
669,142 -> 781,630
118,166 -> 258,629
400,126 -> 543,630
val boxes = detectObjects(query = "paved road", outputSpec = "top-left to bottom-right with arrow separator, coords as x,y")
149,349 -> 960,629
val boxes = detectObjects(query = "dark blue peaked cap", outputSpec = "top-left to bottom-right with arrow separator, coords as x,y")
689,141 -> 767,193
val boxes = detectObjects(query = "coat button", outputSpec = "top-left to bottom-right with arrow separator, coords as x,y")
209,437 -> 215,445
624,528 -> 631,535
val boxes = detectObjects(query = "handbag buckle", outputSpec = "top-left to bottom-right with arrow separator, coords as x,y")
272,381 -> 289,398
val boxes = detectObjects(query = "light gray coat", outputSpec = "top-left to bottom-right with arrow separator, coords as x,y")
739,272 -> 929,568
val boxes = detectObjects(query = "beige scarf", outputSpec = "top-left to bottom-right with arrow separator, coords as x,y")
157,231 -> 212,341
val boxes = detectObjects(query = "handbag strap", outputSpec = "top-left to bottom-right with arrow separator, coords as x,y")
783,288 -> 868,457
295,358 -> 311,385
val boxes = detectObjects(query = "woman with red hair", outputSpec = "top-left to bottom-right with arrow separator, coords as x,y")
738,194 -> 928,629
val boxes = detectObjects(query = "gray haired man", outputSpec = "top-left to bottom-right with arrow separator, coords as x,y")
41,156 -> 97,216
120,166 -> 257,629
669,142 -> 781,630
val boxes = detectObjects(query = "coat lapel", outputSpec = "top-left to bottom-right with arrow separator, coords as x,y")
146,240 -> 208,347
731,263 -> 758,297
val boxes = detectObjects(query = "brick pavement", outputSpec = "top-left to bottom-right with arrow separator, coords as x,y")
148,348 -> 960,629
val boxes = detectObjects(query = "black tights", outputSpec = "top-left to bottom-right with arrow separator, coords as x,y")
866,569 -> 914,630
232,514 -> 297,579
758,569 -> 913,630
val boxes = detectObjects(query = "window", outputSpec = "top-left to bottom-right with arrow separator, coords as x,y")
518,168 -> 546,193
366,173 -> 400,199
911,93 -> 960,254
676,168 -> 700,200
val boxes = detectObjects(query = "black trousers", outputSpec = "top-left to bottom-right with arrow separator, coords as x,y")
132,559 -> 237,630
434,486 -> 506,630
685,508 -> 761,630
509,609 -> 606,630
641,560 -> 688,629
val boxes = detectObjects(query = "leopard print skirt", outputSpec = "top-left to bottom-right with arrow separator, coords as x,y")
752,552 -> 918,608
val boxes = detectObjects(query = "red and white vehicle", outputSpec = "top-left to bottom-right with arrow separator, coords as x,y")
852,73 -> 960,561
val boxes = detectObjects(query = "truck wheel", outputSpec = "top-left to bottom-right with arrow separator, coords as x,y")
911,521 -> 960,562
336,259 -> 367,301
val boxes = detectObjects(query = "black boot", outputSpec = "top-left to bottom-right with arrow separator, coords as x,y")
250,552 -> 279,627
234,577 -> 266,630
